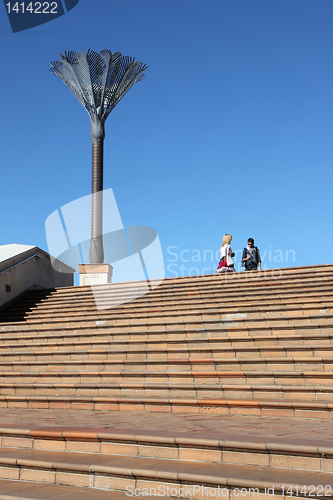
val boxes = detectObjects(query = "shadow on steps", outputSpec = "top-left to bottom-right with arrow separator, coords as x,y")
0,288 -> 56,323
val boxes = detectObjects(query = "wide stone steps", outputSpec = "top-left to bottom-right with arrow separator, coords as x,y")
0,355 -> 333,372
1,331 -> 333,356
1,344 -> 333,363
0,432 -> 330,498
5,287 -> 333,321
9,264 -> 333,300
0,381 -> 332,401
2,324 -> 333,349
10,287 -> 333,312
3,305 -> 333,329
0,447 -> 184,495
2,293 -> 333,322
0,369 -> 332,385
0,409 -> 332,499
0,357 -> 333,374
0,425 -> 332,472
6,264 -> 332,300
0,394 -> 331,418
6,314 -> 330,332
0,266 -> 333,496
2,318 -> 333,346
1,265 -> 333,325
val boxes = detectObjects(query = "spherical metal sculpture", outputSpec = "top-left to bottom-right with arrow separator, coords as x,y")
50,49 -> 148,264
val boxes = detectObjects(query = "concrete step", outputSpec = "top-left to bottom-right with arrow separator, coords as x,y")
0,344 -> 333,370
2,302 -> 333,325
1,265 -> 333,324
15,264 -> 333,300
6,288 -> 333,320
0,394 -> 331,418
1,323 -> 333,347
0,369 -> 332,386
1,343 -> 333,363
0,381 -> 332,401
3,303 -> 333,328
0,265 -> 333,496
0,408 -> 332,498
0,425 -> 332,472
0,356 -> 332,372
5,265 -> 331,306
2,316 -> 333,344
10,288 -> 333,312
1,331 -> 333,354
0,445 -> 330,498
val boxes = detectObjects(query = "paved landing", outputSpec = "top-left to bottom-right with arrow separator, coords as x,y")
1,409 -> 332,448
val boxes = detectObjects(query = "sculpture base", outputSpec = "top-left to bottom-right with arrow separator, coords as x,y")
78,264 -> 113,286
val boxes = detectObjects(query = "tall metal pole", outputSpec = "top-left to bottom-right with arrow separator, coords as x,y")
90,138 -> 104,263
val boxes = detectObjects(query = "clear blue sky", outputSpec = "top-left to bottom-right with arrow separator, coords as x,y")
1,0 -> 332,279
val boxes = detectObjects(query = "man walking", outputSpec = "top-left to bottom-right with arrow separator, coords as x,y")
242,238 -> 262,270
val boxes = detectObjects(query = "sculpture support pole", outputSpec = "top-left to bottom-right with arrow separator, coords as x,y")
89,138 -> 104,264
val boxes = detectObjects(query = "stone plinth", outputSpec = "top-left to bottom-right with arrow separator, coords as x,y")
78,264 -> 113,286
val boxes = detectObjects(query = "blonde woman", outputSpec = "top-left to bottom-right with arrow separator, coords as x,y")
216,234 -> 235,272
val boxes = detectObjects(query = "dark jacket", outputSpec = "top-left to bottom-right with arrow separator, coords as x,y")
242,246 -> 261,270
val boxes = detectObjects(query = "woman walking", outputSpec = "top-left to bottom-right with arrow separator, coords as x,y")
216,234 -> 235,272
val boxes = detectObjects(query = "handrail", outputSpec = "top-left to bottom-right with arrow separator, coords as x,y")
0,253 -> 41,276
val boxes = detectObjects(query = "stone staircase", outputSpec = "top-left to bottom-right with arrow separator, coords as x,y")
0,264 -> 332,498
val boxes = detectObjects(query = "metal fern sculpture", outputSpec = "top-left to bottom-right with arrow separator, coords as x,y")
50,49 -> 148,264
